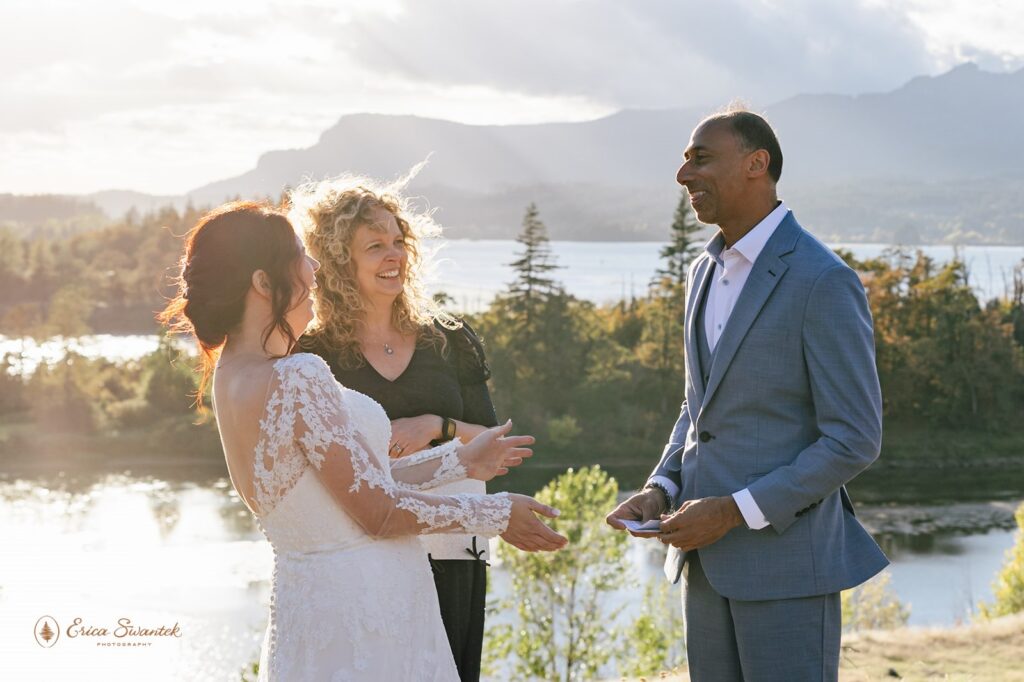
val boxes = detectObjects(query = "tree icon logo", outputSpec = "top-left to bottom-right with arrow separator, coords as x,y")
34,616 -> 60,648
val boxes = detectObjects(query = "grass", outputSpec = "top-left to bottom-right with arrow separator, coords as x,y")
839,613 -> 1024,681
613,613 -> 1024,681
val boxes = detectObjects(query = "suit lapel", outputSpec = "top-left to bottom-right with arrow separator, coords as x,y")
701,214 -> 802,411
686,255 -> 715,402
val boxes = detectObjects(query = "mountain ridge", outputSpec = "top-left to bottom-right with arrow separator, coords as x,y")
5,64 -> 1024,244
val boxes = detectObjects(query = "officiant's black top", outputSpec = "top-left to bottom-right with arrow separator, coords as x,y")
299,321 -> 498,433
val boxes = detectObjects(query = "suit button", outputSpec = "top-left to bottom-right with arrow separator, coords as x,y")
703,375 -> 710,383
699,431 -> 713,443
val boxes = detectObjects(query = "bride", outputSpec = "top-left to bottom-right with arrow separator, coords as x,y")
160,201 -> 568,680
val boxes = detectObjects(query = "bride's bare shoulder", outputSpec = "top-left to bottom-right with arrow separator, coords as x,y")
213,358 -> 278,421
214,354 -> 333,417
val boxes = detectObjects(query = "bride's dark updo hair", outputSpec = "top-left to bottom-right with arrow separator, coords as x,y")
159,200 -> 309,403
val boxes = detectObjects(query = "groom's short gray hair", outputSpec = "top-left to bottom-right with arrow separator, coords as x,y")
701,105 -> 783,183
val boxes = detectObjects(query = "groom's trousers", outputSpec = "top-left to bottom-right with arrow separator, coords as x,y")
683,551 -> 841,682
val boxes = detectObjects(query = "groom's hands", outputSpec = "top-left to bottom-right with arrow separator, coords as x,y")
605,488 -> 666,534
657,496 -> 744,551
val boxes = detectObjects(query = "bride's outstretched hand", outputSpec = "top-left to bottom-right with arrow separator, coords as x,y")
459,420 -> 534,481
501,494 -> 568,552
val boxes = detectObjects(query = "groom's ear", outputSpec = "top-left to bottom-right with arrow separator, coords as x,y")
747,149 -> 771,178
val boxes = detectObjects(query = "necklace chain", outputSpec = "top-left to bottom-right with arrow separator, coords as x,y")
366,330 -> 400,356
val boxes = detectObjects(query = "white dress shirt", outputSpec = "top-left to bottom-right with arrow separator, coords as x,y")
652,201 -> 789,530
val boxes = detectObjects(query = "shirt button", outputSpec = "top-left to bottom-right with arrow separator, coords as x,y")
722,279 -> 729,285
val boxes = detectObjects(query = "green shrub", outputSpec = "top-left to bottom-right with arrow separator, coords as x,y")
841,571 -> 910,631
484,465 -> 630,682
979,502 -> 1024,619
621,580 -> 687,678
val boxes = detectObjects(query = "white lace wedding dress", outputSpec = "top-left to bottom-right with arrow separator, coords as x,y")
246,353 -> 512,681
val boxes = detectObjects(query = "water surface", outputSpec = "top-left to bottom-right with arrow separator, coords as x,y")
1,473 -> 1018,681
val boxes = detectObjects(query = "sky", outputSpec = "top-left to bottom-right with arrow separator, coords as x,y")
2,0 -> 1022,196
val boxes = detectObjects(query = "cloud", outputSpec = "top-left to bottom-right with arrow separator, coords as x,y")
341,0 -> 937,109
0,1 -> 380,134
1,0 -> 1021,194
897,0 -> 1024,71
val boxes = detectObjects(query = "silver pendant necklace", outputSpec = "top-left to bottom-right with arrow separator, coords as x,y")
383,342 -> 394,356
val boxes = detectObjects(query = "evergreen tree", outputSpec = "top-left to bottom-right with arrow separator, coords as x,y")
640,191 -> 699,387
657,191 -> 702,287
478,204 -> 595,449
506,203 -> 562,338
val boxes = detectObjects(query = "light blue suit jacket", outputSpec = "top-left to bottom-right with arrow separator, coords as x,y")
651,211 -> 888,601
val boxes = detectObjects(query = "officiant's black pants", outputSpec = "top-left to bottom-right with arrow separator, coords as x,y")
430,558 -> 487,682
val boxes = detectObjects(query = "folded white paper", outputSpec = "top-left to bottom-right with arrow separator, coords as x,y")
622,519 -> 662,535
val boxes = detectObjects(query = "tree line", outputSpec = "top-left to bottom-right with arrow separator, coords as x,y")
0,197 -> 1022,488
474,197 -> 1024,491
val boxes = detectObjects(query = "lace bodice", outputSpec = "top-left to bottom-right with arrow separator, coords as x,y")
250,353 -> 511,544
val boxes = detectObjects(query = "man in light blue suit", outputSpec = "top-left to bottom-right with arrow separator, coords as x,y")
607,109 -> 888,681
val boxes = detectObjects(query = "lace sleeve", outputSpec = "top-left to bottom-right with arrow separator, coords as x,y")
389,439 -> 470,491
277,354 -> 511,537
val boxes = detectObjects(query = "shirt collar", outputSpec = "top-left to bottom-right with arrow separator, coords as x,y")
704,201 -> 789,267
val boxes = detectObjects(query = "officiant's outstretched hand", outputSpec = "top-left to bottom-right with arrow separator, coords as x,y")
458,420 -> 535,482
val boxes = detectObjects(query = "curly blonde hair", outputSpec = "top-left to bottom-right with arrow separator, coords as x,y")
287,171 -> 457,369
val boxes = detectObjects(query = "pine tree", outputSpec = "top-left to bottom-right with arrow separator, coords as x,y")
479,203 -> 591,437
506,203 -> 562,339
657,191 -> 702,287
642,191 -> 699,386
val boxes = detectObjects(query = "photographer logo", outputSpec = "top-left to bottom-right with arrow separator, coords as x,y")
33,615 -> 182,649
34,616 -> 60,648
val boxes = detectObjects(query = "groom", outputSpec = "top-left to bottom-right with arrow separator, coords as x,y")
607,108 -> 888,681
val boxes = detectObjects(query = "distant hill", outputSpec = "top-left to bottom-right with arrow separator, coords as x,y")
86,190 -> 188,220
183,63 -> 1024,243
4,64 -> 1023,244
0,193 -> 108,238
769,63 -> 1024,185
190,64 -> 1024,198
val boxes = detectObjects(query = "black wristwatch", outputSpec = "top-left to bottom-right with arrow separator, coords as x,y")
440,416 -> 457,442
644,481 -> 674,512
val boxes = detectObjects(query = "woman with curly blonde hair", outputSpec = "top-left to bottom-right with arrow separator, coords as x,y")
289,175 -> 528,681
